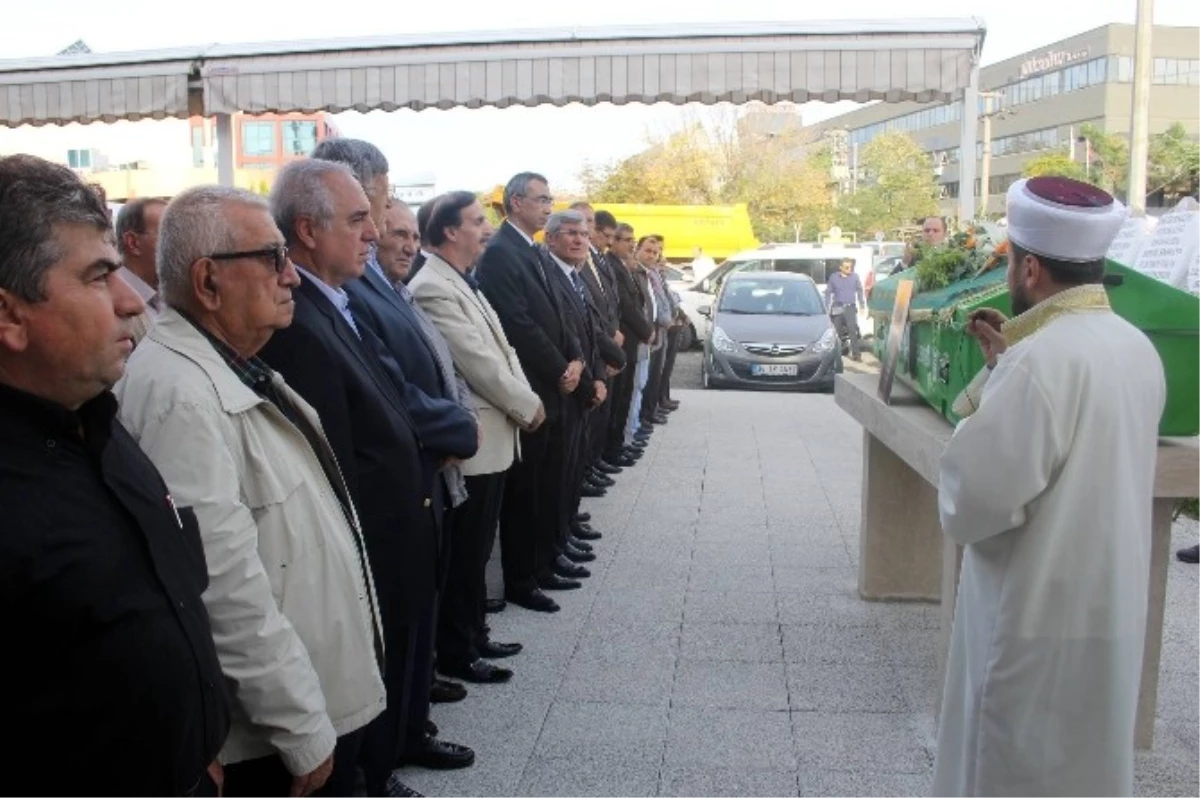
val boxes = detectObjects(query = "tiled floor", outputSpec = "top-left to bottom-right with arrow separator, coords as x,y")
401,388 -> 1200,797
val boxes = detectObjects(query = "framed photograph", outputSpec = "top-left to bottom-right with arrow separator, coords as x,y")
878,279 -> 914,404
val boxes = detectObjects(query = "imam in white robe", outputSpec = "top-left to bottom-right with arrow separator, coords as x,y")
934,287 -> 1165,797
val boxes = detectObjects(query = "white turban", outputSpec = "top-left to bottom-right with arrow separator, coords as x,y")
1005,176 -> 1128,263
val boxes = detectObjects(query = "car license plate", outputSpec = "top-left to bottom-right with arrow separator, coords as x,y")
751,364 -> 799,376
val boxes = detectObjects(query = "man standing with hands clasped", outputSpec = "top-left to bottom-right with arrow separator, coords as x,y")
934,176 -> 1166,797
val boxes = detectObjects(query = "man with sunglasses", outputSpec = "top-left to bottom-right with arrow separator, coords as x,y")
116,185 -> 387,797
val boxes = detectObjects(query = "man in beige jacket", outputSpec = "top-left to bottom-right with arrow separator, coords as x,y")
409,191 -> 544,683
116,186 -> 385,797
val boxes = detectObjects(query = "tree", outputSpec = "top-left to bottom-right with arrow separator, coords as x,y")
843,131 -> 939,235
1077,123 -> 1128,197
1023,151 -> 1086,181
586,124 -> 719,205
1148,122 -> 1200,204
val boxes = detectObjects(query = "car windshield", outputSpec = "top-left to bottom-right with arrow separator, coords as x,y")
718,278 -> 825,315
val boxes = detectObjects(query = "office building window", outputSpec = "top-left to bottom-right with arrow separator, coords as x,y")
282,121 -> 318,156
242,121 -> 276,156
1153,57 -> 1200,85
67,149 -> 91,169
1116,55 -> 1134,82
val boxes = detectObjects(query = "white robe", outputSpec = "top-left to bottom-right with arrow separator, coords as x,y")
933,308 -> 1165,797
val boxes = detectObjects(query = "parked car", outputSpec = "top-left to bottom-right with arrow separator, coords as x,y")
698,271 -> 843,392
865,254 -> 906,299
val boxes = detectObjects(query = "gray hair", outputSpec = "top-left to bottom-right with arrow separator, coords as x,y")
502,171 -> 548,214
270,159 -> 355,246
544,209 -> 586,238
310,138 -> 389,196
0,154 -> 111,302
157,186 -> 267,309
114,197 -> 168,256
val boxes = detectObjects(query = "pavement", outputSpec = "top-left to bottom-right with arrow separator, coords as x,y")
400,368 -> 1200,797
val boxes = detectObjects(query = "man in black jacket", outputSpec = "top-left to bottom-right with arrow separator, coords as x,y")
475,172 -> 585,613
0,154 -> 229,796
257,158 -> 433,798
604,222 -> 655,468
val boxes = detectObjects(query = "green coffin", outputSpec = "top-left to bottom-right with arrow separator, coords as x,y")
867,261 -> 1199,437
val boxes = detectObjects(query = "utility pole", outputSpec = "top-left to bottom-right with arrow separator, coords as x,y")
1128,0 -> 1154,215
851,142 -> 859,195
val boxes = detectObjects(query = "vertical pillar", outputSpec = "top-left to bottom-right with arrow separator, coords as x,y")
216,113 -> 234,188
1127,0 -> 1154,215
958,59 -> 981,227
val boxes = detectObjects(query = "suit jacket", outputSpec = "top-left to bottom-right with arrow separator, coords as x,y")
346,263 -> 477,507
576,259 -> 627,375
409,254 -> 542,476
544,253 -> 601,408
610,254 -> 654,362
585,247 -> 621,336
475,221 -> 581,422
258,277 -> 438,626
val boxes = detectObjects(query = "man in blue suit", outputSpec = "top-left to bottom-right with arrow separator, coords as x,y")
311,140 -> 482,776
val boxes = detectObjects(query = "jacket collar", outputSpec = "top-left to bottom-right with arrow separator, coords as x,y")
144,307 -> 266,416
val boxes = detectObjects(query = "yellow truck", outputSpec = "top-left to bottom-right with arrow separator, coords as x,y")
481,189 -> 759,262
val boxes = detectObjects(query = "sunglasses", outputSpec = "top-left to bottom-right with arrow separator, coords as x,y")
209,244 -> 289,274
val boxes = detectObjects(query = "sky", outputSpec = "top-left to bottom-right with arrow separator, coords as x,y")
0,0 -> 1197,193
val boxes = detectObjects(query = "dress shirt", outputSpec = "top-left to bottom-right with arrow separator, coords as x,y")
297,265 -> 360,338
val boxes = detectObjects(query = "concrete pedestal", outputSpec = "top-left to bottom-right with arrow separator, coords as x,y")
835,372 -> 1199,750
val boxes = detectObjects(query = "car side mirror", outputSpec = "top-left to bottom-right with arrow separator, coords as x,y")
697,305 -> 711,317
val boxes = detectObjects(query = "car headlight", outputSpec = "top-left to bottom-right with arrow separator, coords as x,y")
712,326 -> 738,354
811,327 -> 836,354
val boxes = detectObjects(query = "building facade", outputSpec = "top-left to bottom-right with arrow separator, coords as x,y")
188,112 -> 340,171
810,24 -> 1199,216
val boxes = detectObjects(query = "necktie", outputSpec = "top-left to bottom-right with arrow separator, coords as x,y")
587,254 -> 606,296
569,270 -> 587,304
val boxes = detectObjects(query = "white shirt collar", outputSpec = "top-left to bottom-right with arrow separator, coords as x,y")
295,265 -> 350,312
119,266 -> 160,315
549,252 -> 579,282
506,219 -> 535,247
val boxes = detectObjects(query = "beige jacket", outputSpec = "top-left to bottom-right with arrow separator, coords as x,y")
115,309 -> 385,775
409,254 -> 541,476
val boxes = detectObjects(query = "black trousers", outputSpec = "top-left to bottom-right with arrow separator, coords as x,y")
399,603 -> 436,758
606,357 -> 637,456
564,405 -> 592,526
659,328 -> 680,404
538,403 -> 582,579
831,305 -> 862,357
437,472 -> 506,666
589,388 -> 612,464
359,621 -> 417,795
224,729 -> 366,797
500,422 -> 551,594
641,344 -> 667,422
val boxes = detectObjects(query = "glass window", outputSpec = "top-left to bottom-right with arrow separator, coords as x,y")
79,150 -> 91,169
191,127 -> 204,168
718,277 -> 825,315
1043,72 -> 1060,97
1117,56 -> 1134,82
67,149 -> 79,169
282,120 -> 318,156
241,121 -> 276,156
772,259 -> 828,283
1088,58 -> 1107,85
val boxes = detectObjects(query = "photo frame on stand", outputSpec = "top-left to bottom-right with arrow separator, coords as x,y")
878,279 -> 914,404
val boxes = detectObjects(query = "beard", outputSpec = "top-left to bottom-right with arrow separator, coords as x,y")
1010,281 -> 1034,316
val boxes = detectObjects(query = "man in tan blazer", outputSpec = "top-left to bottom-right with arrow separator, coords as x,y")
409,191 -> 545,683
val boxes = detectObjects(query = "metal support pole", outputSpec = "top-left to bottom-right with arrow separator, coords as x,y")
958,60 -> 981,226
216,113 -> 234,188
979,112 -> 992,217
1128,0 -> 1154,215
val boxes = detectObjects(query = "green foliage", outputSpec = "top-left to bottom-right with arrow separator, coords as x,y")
1078,123 -> 1128,197
841,131 -> 940,236
1179,498 -> 1199,520
911,226 -> 1002,293
1023,151 -> 1086,181
1148,123 -> 1200,204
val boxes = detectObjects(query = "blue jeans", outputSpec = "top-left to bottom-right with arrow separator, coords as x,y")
624,356 -> 651,445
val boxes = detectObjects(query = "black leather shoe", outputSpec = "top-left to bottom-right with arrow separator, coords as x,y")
430,678 -> 467,703
401,734 -> 476,770
638,424 -> 653,435
588,472 -> 616,487
426,719 -> 438,737
593,460 -> 622,475
563,543 -> 596,563
573,526 -> 602,541
567,535 -> 593,552
581,483 -> 606,498
553,555 -> 590,579
575,511 -> 592,523
540,572 -> 582,591
1178,544 -> 1200,563
505,588 -> 560,612
384,773 -> 425,797
485,597 -> 506,614
651,413 -> 669,424
607,454 -> 637,468
479,639 -> 523,658
628,438 -> 648,449
439,658 -> 513,683
622,447 -> 643,460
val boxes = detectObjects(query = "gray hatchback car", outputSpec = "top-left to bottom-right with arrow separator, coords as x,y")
698,271 -> 843,391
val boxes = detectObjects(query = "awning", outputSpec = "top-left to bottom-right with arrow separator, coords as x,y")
0,48 -> 202,127
200,21 -> 985,115
0,19 -> 985,127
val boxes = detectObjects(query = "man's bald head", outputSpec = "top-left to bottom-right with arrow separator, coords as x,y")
377,201 -> 419,283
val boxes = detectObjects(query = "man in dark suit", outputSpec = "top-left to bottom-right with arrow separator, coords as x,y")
311,140 -> 481,771
569,204 -> 626,502
540,210 -> 616,583
475,172 -> 585,614
257,158 -> 433,798
605,222 -> 655,468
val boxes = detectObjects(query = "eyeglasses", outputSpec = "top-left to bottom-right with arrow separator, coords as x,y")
522,194 -> 554,206
209,245 -> 289,274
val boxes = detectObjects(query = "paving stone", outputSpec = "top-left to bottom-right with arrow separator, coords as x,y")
517,754 -> 660,797
773,566 -> 857,595
800,769 -> 932,797
792,711 -> 934,773
685,588 -> 779,624
680,622 -> 784,663
689,562 -> 775,592
590,584 -> 686,623
673,660 -> 790,710
786,662 -> 909,713
573,620 -> 681,663
657,767 -> 799,797
771,541 -> 853,569
665,707 -> 797,770
777,592 -> 880,628
558,653 -> 676,707
532,701 -> 668,762
781,624 -> 893,666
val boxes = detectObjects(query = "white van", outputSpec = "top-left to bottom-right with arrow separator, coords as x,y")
676,243 -> 875,340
